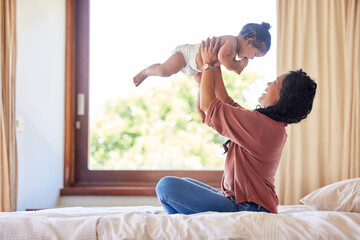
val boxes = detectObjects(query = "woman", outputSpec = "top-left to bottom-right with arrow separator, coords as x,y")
156,37 -> 317,214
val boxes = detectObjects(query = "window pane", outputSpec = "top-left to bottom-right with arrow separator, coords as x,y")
89,0 -> 277,170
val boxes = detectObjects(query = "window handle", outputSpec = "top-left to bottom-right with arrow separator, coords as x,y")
75,120 -> 81,129
76,93 -> 85,129
77,93 -> 85,116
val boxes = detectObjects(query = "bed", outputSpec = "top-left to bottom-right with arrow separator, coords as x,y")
1,178 -> 359,240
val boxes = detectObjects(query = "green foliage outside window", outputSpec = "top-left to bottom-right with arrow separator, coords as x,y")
89,70 -> 262,170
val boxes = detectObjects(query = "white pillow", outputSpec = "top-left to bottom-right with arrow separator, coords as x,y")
300,178 -> 360,212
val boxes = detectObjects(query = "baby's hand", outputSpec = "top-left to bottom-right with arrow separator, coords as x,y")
239,57 -> 249,68
234,57 -> 248,74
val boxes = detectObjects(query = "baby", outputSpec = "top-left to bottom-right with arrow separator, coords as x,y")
133,22 -> 271,86
133,22 -> 271,122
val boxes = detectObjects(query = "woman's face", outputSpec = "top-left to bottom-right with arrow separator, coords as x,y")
258,73 -> 287,108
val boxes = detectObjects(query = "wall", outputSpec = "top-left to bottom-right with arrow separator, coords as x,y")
16,0 -> 159,211
16,0 -> 65,211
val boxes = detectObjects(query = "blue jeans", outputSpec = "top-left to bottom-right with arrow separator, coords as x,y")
155,176 -> 271,215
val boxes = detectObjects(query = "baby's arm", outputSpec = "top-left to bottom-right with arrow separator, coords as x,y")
218,38 -> 246,74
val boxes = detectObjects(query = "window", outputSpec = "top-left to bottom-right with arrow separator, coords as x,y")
61,0 -> 276,195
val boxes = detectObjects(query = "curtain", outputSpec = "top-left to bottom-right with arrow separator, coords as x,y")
276,0 -> 360,204
0,0 -> 17,212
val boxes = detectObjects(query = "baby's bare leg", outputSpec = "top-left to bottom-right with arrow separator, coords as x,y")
133,52 -> 186,87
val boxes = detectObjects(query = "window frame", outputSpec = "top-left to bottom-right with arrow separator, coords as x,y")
61,0 -> 222,196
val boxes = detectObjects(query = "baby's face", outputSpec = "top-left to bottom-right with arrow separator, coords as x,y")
238,46 -> 265,60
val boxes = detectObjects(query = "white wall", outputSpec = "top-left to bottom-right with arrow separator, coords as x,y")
16,0 -> 159,211
16,0 -> 65,211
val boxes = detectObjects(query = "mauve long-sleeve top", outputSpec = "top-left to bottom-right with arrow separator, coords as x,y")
205,96 -> 287,213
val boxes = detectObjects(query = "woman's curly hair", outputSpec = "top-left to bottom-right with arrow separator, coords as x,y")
255,69 -> 317,123
223,69 -> 317,153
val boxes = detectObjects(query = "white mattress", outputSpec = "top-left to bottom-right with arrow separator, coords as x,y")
0,205 -> 359,239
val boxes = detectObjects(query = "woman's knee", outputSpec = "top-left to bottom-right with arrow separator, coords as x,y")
155,176 -> 179,196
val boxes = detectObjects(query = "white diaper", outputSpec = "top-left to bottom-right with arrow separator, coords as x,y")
173,43 -> 201,77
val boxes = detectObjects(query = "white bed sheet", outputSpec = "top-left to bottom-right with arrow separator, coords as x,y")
0,205 -> 359,240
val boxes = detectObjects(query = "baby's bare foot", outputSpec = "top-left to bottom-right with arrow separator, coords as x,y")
133,70 -> 148,87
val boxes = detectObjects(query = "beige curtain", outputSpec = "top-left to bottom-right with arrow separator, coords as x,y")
0,0 -> 17,212
276,0 -> 360,204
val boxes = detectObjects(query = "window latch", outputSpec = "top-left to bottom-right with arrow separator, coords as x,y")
77,93 -> 85,116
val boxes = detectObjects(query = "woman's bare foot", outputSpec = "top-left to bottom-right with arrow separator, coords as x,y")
133,69 -> 148,87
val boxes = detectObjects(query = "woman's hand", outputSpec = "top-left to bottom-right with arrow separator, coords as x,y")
200,37 -> 221,67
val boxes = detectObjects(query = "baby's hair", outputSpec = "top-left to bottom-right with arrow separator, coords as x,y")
239,22 -> 272,54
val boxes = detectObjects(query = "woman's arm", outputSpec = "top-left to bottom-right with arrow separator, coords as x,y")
200,69 -> 216,113
199,37 -> 221,113
214,66 -> 229,102
194,66 -> 229,123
